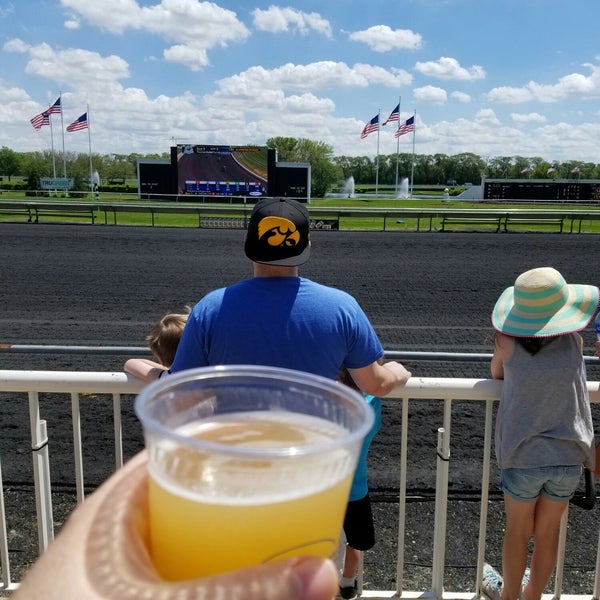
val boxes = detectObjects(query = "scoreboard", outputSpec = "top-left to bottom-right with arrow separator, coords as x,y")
484,179 -> 600,203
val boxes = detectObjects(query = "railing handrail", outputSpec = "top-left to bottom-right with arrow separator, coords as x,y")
4,344 -> 600,368
7,370 -> 600,400
2,198 -> 600,232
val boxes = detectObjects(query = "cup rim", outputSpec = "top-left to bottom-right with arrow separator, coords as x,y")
134,364 -> 375,458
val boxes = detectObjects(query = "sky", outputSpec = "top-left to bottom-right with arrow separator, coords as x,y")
1,0 -> 600,164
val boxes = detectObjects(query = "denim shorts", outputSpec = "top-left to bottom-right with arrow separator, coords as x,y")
500,466 -> 582,502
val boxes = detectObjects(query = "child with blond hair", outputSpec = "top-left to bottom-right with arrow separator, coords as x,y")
124,309 -> 189,382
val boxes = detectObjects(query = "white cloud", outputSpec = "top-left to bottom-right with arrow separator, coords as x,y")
487,61 -> 600,104
23,43 -> 130,90
215,61 -> 411,96
475,108 -> 500,125
252,6 -> 332,37
3,38 -> 29,53
60,0 -> 142,34
511,112 -> 546,124
414,56 -> 485,81
348,25 -> 422,52
60,0 -> 250,70
0,85 -> 31,104
451,91 -> 471,103
486,85 -> 533,104
163,45 -> 209,71
414,85 -> 447,104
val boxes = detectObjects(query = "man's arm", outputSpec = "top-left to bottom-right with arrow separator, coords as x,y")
348,360 -> 411,397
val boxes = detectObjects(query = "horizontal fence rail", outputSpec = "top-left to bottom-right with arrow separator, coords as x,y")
2,199 -> 600,232
4,344 -> 600,368
0,370 -> 599,598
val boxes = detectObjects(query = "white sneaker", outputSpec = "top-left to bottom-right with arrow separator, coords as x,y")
482,563 -> 503,600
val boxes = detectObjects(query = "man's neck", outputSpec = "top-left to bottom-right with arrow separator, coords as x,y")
252,262 -> 299,277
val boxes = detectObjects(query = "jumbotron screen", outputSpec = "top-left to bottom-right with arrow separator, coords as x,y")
173,144 -> 269,197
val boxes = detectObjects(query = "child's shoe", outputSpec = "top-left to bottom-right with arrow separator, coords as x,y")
481,563 -> 503,600
339,581 -> 358,600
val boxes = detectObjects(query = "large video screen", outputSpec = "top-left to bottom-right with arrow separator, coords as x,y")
174,144 -> 269,197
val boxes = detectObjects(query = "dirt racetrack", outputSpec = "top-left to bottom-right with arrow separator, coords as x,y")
1,223 -> 599,594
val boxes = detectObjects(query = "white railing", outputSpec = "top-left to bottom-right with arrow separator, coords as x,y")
0,371 -> 599,598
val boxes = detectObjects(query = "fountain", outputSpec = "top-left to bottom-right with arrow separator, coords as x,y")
343,176 -> 355,198
396,177 -> 409,199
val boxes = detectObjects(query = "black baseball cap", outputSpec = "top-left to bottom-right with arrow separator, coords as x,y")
244,197 -> 311,266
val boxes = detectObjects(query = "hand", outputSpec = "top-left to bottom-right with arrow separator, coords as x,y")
383,360 -> 412,386
14,452 -> 338,600
595,341 -> 600,359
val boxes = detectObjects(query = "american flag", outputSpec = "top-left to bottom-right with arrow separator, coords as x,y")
29,96 -> 61,130
382,104 -> 399,126
571,165 -> 581,174
30,111 -> 50,130
66,113 -> 88,132
360,114 -> 379,139
547,164 -> 556,174
46,97 -> 61,115
394,115 -> 415,138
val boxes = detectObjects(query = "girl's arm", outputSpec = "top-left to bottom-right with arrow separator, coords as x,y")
490,332 -> 512,380
124,358 -> 167,382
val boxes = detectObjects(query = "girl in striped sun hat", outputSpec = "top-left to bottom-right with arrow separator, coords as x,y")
482,267 -> 599,600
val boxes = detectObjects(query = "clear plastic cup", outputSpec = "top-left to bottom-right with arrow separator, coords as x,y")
135,364 -> 374,581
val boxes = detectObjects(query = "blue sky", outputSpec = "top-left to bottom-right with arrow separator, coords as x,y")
1,0 -> 600,163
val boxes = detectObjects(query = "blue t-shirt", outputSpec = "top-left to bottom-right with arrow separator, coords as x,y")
349,394 -> 382,501
170,276 -> 384,380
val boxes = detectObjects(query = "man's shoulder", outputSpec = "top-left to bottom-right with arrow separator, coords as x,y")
300,278 -> 355,299
202,279 -> 254,297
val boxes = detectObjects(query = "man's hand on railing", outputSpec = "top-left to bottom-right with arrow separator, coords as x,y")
348,359 -> 411,397
13,452 -> 338,600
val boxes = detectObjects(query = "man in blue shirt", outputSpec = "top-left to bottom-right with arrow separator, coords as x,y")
170,197 -> 411,397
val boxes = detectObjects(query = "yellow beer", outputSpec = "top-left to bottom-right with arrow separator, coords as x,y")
147,412 -> 353,580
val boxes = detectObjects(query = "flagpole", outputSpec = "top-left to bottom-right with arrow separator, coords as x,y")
375,109 -> 380,197
49,116 -> 56,180
59,91 -> 67,179
87,104 -> 93,197
394,96 -> 401,196
409,109 -> 416,198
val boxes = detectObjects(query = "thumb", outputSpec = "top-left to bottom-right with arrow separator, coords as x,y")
276,556 -> 339,600
179,556 -> 339,600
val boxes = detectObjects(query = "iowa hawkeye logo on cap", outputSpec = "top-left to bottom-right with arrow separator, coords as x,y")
245,197 -> 310,266
258,216 -> 301,249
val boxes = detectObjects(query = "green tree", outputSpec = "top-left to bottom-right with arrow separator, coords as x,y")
22,153 -> 49,191
487,156 -> 513,179
0,147 -> 22,181
266,137 -> 342,198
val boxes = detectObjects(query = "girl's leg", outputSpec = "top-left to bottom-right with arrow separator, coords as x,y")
502,494 -> 535,600
522,496 -> 568,600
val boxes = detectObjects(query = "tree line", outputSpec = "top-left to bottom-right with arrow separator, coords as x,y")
1,139 -> 597,198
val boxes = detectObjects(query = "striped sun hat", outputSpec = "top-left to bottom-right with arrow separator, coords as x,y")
492,267 -> 599,338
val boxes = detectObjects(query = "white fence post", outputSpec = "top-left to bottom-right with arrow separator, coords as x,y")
28,391 -> 54,552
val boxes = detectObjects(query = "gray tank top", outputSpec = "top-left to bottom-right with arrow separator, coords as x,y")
495,333 -> 594,469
